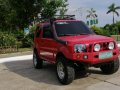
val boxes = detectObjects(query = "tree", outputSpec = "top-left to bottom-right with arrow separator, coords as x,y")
0,0 -> 12,30
107,3 -> 120,24
0,0 -> 67,30
8,0 -> 66,30
59,0 -> 68,19
8,0 -> 45,29
41,0 -> 64,18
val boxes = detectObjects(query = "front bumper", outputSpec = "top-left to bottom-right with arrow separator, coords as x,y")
72,49 -> 119,65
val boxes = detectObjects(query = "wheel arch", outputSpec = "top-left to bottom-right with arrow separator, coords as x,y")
55,52 -> 74,64
56,52 -> 65,61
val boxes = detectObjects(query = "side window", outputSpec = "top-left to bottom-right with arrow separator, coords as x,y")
43,25 -> 53,38
36,26 -> 41,38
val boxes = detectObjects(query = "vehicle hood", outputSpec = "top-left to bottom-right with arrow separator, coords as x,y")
59,35 -> 114,44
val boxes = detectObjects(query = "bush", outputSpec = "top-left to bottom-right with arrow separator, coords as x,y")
91,26 -> 110,36
20,26 -> 36,48
0,32 -> 18,46
21,35 -> 33,48
0,26 -> 36,48
104,23 -> 120,35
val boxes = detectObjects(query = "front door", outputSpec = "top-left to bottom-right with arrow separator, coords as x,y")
40,24 -> 57,62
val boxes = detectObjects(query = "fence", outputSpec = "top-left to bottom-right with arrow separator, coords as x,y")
0,45 -> 18,54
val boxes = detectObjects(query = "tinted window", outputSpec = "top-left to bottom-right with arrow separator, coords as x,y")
55,21 -> 93,36
43,25 -> 53,38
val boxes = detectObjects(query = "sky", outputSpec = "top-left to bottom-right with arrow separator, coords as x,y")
67,0 -> 120,27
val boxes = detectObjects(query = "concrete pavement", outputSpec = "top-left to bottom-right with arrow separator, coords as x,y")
0,55 -> 120,90
0,55 -> 32,63
0,51 -> 32,58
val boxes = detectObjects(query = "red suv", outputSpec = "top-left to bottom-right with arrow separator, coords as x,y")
33,16 -> 119,85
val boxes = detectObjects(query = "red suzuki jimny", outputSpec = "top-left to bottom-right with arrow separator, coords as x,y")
33,15 -> 119,85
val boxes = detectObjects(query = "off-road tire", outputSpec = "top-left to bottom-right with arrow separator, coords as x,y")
33,50 -> 43,69
56,56 -> 75,85
100,57 -> 119,74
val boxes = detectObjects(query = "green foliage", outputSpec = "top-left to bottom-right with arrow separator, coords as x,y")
91,26 -> 110,36
20,26 -> 36,48
41,0 -> 64,18
116,21 -> 120,34
0,0 -> 68,48
0,32 -> 18,46
59,0 -> 68,18
0,0 -> 66,30
8,0 -> 44,29
104,22 -> 120,35
21,35 -> 33,48
29,25 -> 36,40
0,0 -> 11,30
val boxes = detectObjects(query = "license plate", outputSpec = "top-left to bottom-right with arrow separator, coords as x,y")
99,52 -> 113,59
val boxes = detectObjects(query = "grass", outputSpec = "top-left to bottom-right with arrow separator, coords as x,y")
18,48 -> 32,52
0,47 -> 32,54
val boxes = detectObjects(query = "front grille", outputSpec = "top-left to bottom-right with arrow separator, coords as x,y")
87,44 -> 93,52
93,42 -> 114,52
99,42 -> 109,51
87,42 -> 115,52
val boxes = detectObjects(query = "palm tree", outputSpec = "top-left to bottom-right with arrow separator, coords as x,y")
107,3 -> 120,24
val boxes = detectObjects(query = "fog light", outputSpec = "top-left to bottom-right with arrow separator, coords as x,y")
84,55 -> 88,59
117,43 -> 120,48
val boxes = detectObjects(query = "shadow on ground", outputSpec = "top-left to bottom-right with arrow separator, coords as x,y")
4,60 -> 104,85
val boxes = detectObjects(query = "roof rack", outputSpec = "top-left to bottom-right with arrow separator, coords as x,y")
38,15 -> 76,23
54,15 -> 75,20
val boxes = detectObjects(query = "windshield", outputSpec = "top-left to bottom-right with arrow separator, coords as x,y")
55,21 -> 93,37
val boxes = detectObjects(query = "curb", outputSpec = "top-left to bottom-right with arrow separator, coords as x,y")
0,51 -> 33,59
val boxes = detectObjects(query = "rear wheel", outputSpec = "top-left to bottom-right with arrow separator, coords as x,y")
33,50 -> 43,69
100,57 -> 119,74
56,56 -> 75,85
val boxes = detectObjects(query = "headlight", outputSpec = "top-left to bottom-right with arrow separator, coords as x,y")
108,42 -> 114,50
74,44 -> 86,53
94,44 -> 100,51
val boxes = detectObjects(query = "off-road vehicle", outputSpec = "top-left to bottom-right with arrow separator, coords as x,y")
33,15 -> 119,85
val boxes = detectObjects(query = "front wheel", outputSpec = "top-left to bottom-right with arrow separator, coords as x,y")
56,56 -> 75,85
100,57 -> 119,74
